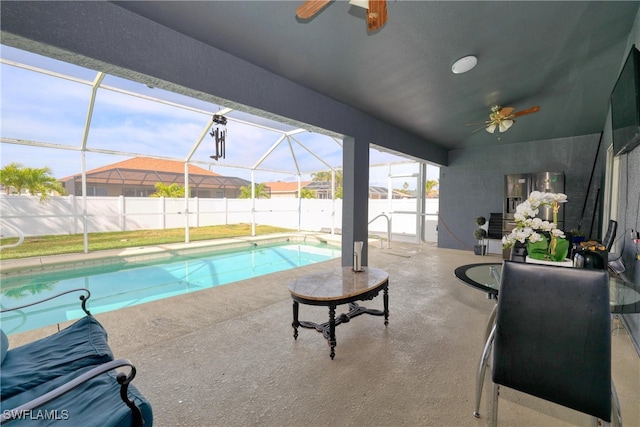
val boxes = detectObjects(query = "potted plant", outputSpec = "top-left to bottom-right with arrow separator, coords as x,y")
502,191 -> 571,264
569,228 -> 586,244
474,216 -> 487,255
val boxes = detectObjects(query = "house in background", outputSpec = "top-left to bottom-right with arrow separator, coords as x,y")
368,186 -> 413,200
300,181 -> 336,199
263,180 -> 412,199
263,181 -> 312,198
61,157 -> 253,198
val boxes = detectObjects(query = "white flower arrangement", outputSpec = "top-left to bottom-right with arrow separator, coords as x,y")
502,191 -> 569,261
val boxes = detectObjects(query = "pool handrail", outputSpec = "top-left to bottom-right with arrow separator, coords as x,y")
368,213 -> 391,248
0,221 -> 24,250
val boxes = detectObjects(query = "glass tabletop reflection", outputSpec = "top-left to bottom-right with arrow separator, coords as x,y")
454,262 -> 640,313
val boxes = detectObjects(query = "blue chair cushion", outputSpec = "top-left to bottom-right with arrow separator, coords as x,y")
0,316 -> 114,400
1,364 -> 153,427
0,329 -> 8,365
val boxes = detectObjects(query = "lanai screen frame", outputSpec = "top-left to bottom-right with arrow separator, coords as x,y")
1,49 -> 428,253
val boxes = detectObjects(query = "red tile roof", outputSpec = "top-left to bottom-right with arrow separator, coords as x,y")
62,157 -> 220,179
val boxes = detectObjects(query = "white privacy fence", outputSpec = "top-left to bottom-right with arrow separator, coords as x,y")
0,195 -> 438,242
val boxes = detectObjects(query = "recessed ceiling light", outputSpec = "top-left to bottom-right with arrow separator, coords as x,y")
451,55 -> 477,74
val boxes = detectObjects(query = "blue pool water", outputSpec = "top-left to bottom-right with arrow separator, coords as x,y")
0,242 -> 341,335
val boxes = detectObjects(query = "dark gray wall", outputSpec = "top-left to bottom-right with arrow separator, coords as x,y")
439,133 -> 604,251
439,7 -> 640,355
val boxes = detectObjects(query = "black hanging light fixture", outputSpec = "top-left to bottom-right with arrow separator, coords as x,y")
210,114 -> 227,160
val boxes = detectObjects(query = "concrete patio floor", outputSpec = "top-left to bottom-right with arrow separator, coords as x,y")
7,241 -> 640,426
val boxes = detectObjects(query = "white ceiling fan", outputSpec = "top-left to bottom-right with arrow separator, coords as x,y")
469,105 -> 541,134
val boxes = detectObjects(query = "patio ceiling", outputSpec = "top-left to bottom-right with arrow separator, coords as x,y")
110,1 -> 639,150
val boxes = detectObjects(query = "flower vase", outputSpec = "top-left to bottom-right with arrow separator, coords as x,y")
525,256 -> 573,268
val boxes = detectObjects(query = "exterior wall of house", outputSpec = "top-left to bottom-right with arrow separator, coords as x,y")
65,180 -> 241,198
270,192 -> 298,198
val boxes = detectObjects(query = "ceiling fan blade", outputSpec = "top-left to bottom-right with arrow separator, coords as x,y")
465,120 -> 491,126
498,107 -> 515,118
468,124 -> 489,134
367,0 -> 387,32
296,0 -> 331,19
513,106 -> 541,117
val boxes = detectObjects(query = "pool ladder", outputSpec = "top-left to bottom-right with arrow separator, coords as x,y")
0,221 -> 24,250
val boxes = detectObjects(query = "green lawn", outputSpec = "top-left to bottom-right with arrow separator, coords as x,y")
0,224 -> 293,260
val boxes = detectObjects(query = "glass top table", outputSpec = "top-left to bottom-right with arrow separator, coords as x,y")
454,262 -> 640,314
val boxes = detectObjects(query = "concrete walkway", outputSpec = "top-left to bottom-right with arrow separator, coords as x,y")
7,242 -> 639,426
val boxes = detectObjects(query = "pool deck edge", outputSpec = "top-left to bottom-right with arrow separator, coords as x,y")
0,232 -> 344,277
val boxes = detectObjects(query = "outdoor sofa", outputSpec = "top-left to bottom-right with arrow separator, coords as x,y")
0,289 -> 153,426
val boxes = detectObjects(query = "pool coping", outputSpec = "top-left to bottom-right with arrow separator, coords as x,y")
0,232 -> 343,278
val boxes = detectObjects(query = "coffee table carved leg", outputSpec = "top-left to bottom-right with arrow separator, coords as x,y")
329,303 -> 336,359
292,301 -> 299,339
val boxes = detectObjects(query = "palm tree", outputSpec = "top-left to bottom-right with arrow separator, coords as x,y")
0,162 -> 27,195
311,169 -> 343,186
311,169 -> 343,199
300,188 -> 316,199
0,163 -> 65,201
24,167 -> 66,201
426,179 -> 439,198
238,183 -> 270,199
150,182 -> 188,198
334,186 -> 343,199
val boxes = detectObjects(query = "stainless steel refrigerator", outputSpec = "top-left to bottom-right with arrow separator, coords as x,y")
503,172 -> 565,236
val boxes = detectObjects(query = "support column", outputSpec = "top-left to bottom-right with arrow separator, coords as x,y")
342,136 -> 369,267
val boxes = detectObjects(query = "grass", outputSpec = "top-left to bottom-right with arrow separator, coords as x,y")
0,224 -> 294,260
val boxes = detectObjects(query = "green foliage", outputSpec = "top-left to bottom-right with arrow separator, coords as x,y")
475,216 -> 486,226
569,228 -> 585,237
238,183 -> 270,199
0,224 -> 293,260
0,162 -> 66,201
550,238 -> 570,262
526,239 -> 549,260
151,182 -> 188,198
0,162 -> 24,194
311,169 -> 342,199
311,170 -> 342,185
473,228 -> 487,240
300,188 -> 316,199
334,186 -> 343,199
527,237 -> 569,261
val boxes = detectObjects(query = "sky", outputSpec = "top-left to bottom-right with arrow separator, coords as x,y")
0,45 -> 439,190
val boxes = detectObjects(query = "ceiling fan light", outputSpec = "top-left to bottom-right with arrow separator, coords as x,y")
486,124 -> 497,134
499,120 -> 514,132
349,0 -> 369,9
451,55 -> 477,74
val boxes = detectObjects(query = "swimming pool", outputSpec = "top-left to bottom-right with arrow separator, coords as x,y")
0,241 -> 341,335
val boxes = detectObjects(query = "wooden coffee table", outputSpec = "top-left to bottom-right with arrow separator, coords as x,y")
288,267 -> 389,359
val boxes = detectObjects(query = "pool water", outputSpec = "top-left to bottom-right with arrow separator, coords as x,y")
0,242 -> 341,335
